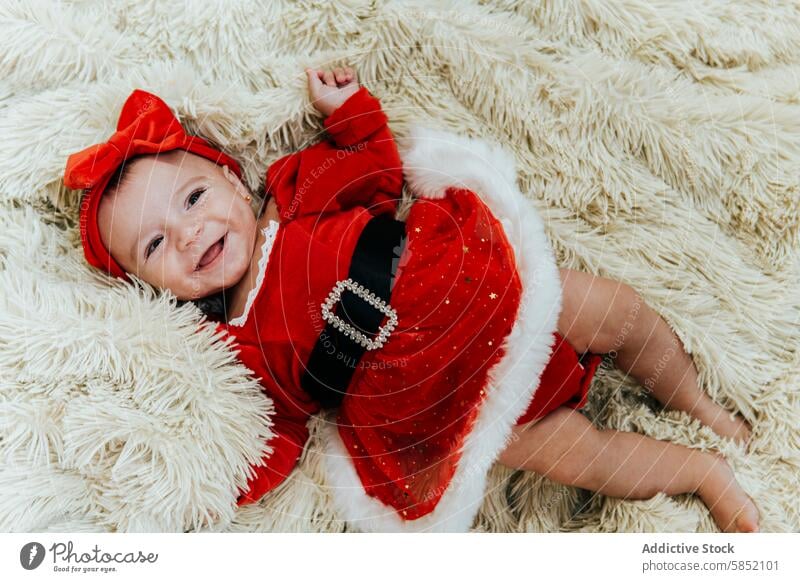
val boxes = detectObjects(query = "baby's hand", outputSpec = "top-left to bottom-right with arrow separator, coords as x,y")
305,66 -> 359,117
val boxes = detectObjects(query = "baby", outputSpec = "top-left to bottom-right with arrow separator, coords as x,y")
64,66 -> 759,533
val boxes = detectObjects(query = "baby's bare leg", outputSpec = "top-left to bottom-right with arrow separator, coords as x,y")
497,407 -> 759,532
558,268 -> 752,448
613,289 -> 752,448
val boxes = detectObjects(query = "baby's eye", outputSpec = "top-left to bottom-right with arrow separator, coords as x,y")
146,236 -> 162,259
144,187 -> 206,260
187,187 -> 206,207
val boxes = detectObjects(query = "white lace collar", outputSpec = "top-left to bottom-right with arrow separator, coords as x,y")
227,219 -> 280,327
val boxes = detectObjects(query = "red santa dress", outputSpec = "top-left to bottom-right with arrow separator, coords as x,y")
208,87 -> 603,532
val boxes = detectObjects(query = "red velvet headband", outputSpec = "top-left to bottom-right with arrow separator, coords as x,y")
63,89 -> 243,282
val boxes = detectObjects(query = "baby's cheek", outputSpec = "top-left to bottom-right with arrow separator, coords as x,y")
183,275 -> 207,301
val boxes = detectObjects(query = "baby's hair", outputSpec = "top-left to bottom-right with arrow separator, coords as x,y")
105,154 -> 145,199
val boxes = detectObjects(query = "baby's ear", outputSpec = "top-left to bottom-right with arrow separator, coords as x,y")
221,164 -> 235,184
221,164 -> 256,209
222,164 -> 246,191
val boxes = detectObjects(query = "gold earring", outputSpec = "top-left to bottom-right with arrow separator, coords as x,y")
225,165 -> 251,201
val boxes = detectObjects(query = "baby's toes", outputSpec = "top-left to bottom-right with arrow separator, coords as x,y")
701,458 -> 759,533
735,497 -> 760,533
722,494 -> 760,533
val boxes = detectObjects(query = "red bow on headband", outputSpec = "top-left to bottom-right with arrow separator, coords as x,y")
63,89 -> 243,281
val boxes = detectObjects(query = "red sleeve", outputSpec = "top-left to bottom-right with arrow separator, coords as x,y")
198,320 -> 311,506
267,86 -> 403,222
231,341 -> 312,506
236,411 -> 309,506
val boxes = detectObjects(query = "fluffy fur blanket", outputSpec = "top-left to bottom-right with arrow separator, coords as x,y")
0,0 -> 798,533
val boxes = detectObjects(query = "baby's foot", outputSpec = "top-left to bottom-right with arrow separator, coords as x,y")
716,413 -> 752,449
698,404 -> 753,450
698,453 -> 760,533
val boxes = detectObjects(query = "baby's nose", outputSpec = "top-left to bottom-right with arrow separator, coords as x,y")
181,222 -> 202,250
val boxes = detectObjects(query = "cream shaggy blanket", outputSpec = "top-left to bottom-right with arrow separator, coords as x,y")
1,0 -> 798,533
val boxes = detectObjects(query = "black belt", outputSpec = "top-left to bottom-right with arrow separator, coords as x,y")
301,214 -> 406,409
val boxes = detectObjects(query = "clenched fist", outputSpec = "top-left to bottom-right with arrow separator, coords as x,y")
305,66 -> 360,117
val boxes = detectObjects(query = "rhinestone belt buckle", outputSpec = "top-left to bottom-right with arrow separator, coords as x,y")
320,278 -> 398,351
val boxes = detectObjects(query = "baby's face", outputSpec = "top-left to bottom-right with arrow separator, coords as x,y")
97,150 -> 257,300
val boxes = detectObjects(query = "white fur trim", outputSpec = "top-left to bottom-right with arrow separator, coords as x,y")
322,125 -> 563,532
228,219 -> 280,327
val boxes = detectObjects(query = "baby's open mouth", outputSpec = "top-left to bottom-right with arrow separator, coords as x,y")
197,235 -> 226,270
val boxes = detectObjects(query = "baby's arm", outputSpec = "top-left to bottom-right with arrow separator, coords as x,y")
228,339 -> 311,506
267,69 -> 403,221
236,412 -> 309,506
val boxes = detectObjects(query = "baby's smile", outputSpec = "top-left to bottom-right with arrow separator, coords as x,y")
195,232 -> 228,271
